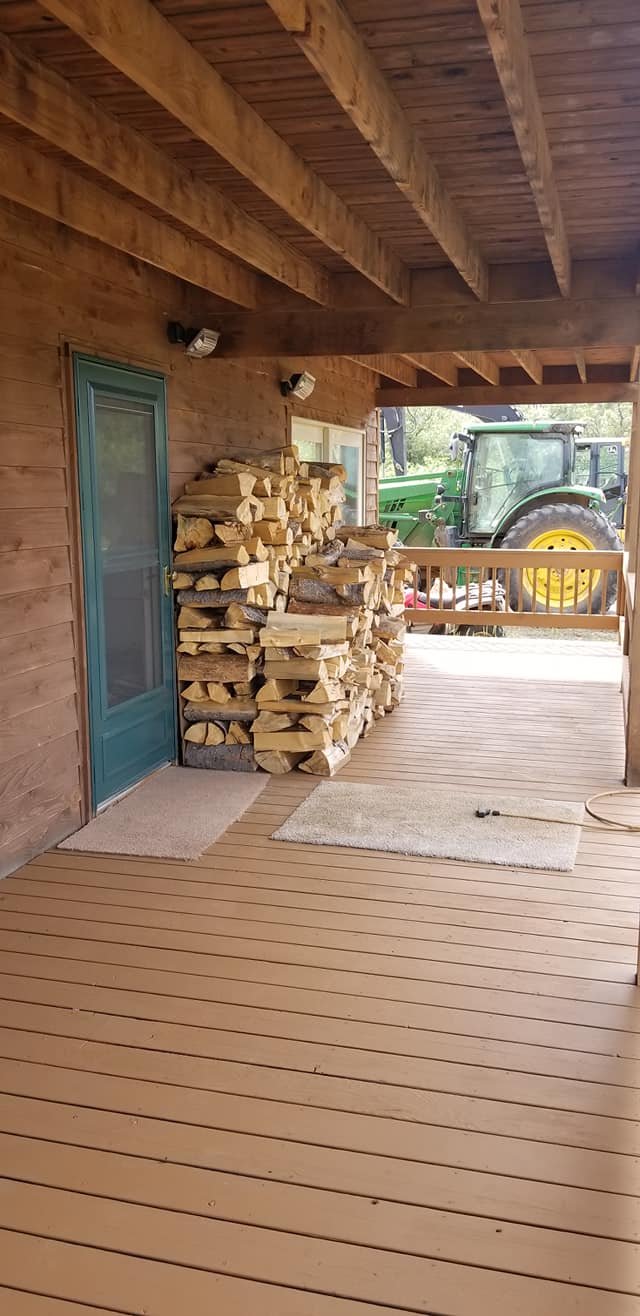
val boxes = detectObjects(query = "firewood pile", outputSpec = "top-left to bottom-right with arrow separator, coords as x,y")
172,445 -> 408,775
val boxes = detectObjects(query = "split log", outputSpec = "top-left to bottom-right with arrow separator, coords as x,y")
254,728 -> 331,751
173,515 -> 215,553
256,678 -> 299,704
184,742 -> 257,771
179,629 -> 255,645
178,654 -> 254,682
255,750 -> 305,774
287,597 -> 359,619
177,606 -> 217,630
194,575 -> 220,591
174,544 -> 250,569
213,522 -> 253,544
226,720 -> 252,745
206,683 -> 232,703
248,581 -> 277,607
252,710 -> 297,732
180,681 -> 209,701
263,611 -> 348,642
173,494 -> 254,523
243,538 -> 269,561
225,602 -> 270,628
221,561 -> 270,591
336,526 -> 396,549
184,472 -> 256,497
264,657 -> 328,680
184,721 -> 225,746
299,743 -> 351,776
172,572 -> 194,589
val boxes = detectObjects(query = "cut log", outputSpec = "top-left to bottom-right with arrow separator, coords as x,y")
178,654 -> 254,682
256,678 -> 299,704
184,742 -> 257,771
173,494 -> 254,523
221,561 -> 270,591
177,606 -> 217,630
253,522 -> 293,544
263,610 -> 348,642
264,657 -> 328,680
336,526 -> 396,549
179,681 -> 209,701
173,515 -> 215,553
194,575 -> 220,591
174,544 -> 250,569
206,723 -> 226,746
287,597 -> 359,619
184,699 -> 257,721
258,699 -> 348,716
184,472 -> 256,497
299,744 -> 351,776
258,496 -> 287,522
294,642 -> 350,659
225,602 -> 270,628
243,538 -> 269,561
248,581 -> 277,607
254,749 -> 305,774
254,728 -> 331,751
304,679 -> 345,703
225,720 -> 252,745
260,625 -> 322,648
252,710 -> 297,732
179,628 -> 255,644
183,722 -> 207,744
206,683 -> 232,703
172,572 -> 194,590
178,588 -> 250,608
213,522 -> 253,544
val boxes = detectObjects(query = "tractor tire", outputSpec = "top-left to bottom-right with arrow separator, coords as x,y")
499,502 -> 621,614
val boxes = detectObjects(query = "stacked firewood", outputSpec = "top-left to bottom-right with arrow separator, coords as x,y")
172,448 -> 407,775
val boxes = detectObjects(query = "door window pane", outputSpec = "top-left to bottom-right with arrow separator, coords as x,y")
95,393 -> 163,708
330,434 -> 363,524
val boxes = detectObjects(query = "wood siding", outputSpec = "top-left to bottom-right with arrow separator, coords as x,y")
0,198 -> 378,878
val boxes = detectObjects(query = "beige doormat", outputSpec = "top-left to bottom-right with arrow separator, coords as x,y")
59,766 -> 268,861
273,782 -> 585,872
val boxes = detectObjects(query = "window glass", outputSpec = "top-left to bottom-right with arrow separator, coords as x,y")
292,419 -> 365,524
469,433 -> 564,533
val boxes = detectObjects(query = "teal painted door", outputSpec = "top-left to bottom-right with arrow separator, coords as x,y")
74,356 -> 176,808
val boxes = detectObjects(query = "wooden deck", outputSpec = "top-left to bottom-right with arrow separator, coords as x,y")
1,633 -> 640,1315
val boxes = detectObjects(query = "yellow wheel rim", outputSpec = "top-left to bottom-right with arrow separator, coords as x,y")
524,527 -> 597,609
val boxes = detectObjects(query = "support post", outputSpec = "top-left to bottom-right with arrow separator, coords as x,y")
624,401 -> 640,786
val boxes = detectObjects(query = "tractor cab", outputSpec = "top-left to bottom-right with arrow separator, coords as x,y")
574,438 -> 627,530
460,420 -> 588,542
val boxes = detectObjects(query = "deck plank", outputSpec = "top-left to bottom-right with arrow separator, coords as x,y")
1,634 -> 639,1314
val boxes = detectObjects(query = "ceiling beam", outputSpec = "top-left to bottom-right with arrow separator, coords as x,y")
476,0 -> 571,297
266,0 -> 488,300
0,31 -> 328,306
511,350 -> 543,384
376,383 -> 640,407
39,0 -> 408,305
208,298 -> 640,358
0,137 -> 259,307
454,351 -> 499,384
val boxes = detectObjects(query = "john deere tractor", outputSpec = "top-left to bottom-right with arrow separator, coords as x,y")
379,421 -> 624,613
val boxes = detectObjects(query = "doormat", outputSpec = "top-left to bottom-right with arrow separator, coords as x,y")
273,781 -> 585,872
59,766 -> 268,861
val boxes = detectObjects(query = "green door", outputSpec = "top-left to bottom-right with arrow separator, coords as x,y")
74,356 -> 176,808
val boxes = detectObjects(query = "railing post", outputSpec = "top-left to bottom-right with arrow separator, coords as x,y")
625,401 -> 640,785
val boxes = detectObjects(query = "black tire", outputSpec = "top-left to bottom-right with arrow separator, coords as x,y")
499,502 -> 621,614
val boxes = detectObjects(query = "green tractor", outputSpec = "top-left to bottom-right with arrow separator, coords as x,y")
379,420 -> 624,613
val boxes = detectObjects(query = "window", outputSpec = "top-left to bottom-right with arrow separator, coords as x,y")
292,418 -> 364,524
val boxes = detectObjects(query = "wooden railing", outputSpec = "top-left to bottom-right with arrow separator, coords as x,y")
399,547 -> 625,629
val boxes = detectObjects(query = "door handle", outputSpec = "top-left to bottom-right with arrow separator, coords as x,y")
162,565 -> 172,597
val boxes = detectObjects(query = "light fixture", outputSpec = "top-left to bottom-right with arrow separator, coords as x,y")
280,370 -> 316,401
167,322 -> 220,357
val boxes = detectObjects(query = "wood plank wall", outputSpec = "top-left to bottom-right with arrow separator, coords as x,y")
0,199 -> 378,877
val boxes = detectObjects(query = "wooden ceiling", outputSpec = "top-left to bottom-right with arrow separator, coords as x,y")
0,0 -> 639,403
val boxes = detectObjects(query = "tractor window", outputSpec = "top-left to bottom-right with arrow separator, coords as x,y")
469,433 -> 564,534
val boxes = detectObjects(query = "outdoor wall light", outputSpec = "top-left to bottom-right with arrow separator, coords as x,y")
168,322 -> 220,357
280,370 -> 316,400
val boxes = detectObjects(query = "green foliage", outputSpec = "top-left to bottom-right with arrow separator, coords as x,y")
386,402 -> 632,477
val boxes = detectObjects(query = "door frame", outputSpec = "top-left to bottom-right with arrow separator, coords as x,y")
71,351 -> 177,813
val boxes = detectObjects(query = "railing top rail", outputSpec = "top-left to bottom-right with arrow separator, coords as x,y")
399,547 -> 623,569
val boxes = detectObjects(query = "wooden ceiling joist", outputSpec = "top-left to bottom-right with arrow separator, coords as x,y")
0,137 -> 259,307
511,351 -> 544,385
350,356 -> 417,388
38,0 -> 409,305
454,351 -> 499,385
376,383 -> 640,407
0,32 -> 328,306
402,355 -> 458,387
631,348 -> 640,384
266,0 -> 488,301
476,0 -> 571,298
210,298 -> 640,358
575,352 -> 588,384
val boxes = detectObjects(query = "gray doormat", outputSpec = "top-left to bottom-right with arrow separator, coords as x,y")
273,781 -> 585,872
59,766 -> 268,861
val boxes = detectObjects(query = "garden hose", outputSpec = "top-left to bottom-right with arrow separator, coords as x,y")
475,789 -> 640,833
